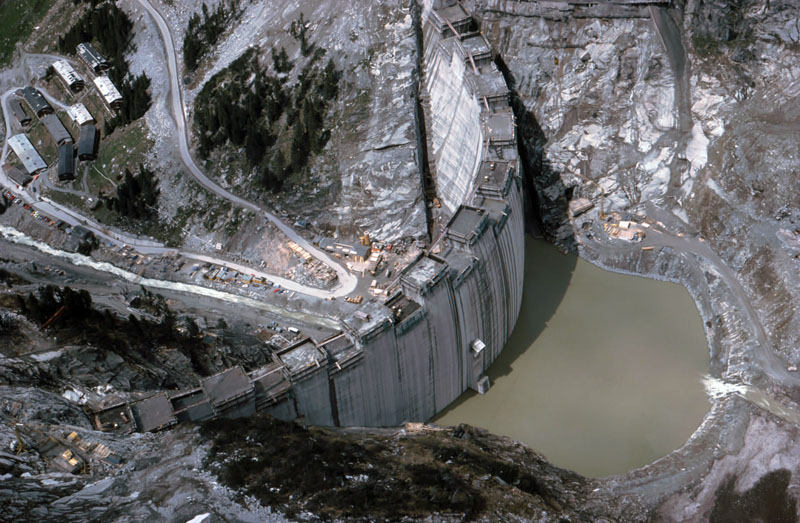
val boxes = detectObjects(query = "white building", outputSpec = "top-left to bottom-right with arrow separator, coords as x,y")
93,76 -> 123,110
67,103 -> 94,126
8,134 -> 47,174
53,60 -> 84,91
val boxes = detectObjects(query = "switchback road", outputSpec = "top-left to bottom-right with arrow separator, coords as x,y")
135,0 -> 357,297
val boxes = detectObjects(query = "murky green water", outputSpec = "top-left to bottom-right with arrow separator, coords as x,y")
434,238 -> 710,478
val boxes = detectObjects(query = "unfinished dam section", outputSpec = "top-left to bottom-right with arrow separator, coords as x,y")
91,0 -> 526,431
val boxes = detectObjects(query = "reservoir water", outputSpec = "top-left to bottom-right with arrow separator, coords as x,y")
434,238 -> 710,478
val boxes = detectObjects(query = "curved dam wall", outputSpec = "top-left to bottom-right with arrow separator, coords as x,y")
422,18 -> 485,214
261,0 -> 526,427
91,1 -> 525,432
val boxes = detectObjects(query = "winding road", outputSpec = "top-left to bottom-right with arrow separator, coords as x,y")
135,0 -> 357,295
0,8 -> 359,299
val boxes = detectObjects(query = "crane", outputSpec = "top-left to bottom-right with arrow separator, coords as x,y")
41,305 -> 66,330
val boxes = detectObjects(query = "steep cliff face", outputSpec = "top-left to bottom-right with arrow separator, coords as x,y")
689,0 -> 750,45
475,3 -> 677,237
471,0 -> 800,367
680,0 -> 800,369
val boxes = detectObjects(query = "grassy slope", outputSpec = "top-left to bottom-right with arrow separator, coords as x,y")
0,0 -> 55,65
92,119 -> 153,196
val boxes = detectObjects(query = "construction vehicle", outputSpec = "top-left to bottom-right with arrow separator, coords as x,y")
346,295 -> 363,304
55,449 -> 82,473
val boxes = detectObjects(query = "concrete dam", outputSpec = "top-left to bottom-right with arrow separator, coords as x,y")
90,0 -> 527,431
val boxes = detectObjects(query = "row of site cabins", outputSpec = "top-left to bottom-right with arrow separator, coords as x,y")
5,97 -> 99,187
3,43 -> 119,187
53,42 -> 122,108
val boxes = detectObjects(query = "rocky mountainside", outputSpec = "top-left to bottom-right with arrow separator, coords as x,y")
473,0 -> 800,365
148,0 -> 428,243
466,0 -> 800,519
3,0 -> 800,520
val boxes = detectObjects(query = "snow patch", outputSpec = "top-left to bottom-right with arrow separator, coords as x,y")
29,350 -> 62,362
640,147 -> 672,173
62,389 -> 85,404
641,165 -> 670,201
672,207 -> 690,225
705,178 -> 732,203
685,122 -> 709,178
691,86 -> 726,139
578,124 -> 606,148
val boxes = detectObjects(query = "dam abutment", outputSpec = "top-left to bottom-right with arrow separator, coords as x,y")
410,0 -> 435,242
494,52 -> 575,249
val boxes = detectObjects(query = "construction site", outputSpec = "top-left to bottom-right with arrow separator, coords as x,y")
1,0 -> 800,519
1,398 -> 123,477
53,0 -> 528,431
